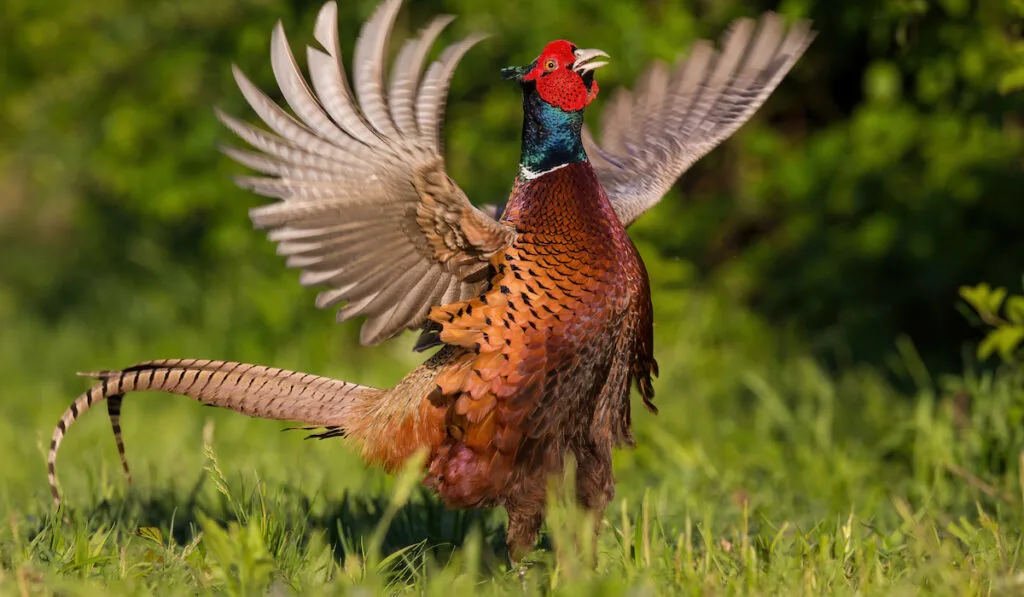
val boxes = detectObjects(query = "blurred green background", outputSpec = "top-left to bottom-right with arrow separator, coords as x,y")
1,0 -> 1023,591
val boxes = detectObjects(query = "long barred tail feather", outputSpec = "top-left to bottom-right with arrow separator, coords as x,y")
106,393 -> 131,485
48,359 -> 382,506
281,424 -> 348,440
302,427 -> 347,440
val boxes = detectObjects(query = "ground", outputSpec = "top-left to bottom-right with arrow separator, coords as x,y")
1,273 -> 1023,596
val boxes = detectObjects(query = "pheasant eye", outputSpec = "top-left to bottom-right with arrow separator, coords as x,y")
544,59 -> 557,71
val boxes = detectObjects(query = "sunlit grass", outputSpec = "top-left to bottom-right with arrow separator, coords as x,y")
2,275 -> 1023,594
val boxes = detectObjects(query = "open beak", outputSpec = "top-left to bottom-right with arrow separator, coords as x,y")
572,48 -> 609,74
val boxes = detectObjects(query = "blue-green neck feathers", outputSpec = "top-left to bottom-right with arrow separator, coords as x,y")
518,89 -> 586,178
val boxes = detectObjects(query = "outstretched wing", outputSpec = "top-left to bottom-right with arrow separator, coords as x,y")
584,13 -> 815,227
219,0 -> 514,345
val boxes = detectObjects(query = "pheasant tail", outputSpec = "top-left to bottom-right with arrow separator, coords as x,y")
48,359 -> 383,505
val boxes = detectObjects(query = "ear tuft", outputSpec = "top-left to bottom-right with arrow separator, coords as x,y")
501,65 -> 529,81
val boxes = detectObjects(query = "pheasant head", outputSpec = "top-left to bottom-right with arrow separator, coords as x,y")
503,41 -> 609,178
502,40 -> 607,110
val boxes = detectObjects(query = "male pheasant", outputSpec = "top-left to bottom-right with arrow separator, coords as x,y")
46,0 -> 814,561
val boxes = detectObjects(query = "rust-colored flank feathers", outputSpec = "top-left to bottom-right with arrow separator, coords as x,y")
45,0 -> 814,563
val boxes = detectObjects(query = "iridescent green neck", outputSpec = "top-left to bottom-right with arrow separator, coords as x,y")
518,89 -> 586,179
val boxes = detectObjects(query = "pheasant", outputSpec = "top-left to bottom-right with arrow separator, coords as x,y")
46,0 -> 814,561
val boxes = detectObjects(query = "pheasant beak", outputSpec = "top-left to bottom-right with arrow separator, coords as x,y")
571,48 -> 609,74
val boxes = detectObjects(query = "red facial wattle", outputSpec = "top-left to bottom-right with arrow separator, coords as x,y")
522,40 -> 602,112
535,69 -> 591,111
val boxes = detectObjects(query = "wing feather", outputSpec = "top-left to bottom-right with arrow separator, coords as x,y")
217,110 -> 346,174
220,146 -> 341,181
309,2 -> 382,148
586,13 -> 815,227
231,66 -> 359,166
222,0 -> 512,344
389,16 -> 455,136
417,33 -> 488,153
270,22 -> 357,150
352,0 -> 402,139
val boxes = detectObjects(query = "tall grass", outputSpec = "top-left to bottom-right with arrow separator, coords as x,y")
2,262 -> 1023,594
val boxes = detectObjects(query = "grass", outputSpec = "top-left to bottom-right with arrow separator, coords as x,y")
2,260 -> 1024,595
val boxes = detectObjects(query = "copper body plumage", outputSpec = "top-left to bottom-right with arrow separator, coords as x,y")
46,0 -> 814,562
424,162 -> 656,556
